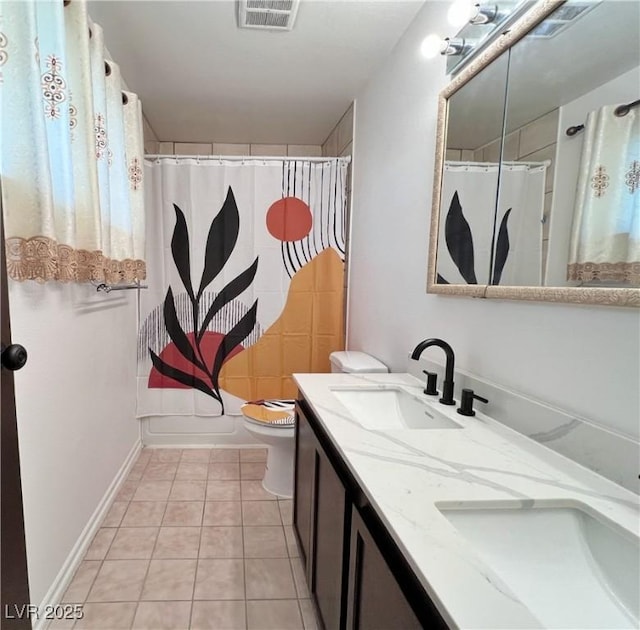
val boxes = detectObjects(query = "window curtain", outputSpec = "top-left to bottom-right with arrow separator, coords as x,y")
567,104 -> 640,284
0,0 -> 145,283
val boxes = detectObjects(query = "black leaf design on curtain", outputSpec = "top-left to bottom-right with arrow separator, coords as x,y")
171,204 -> 195,302
445,191 -> 477,284
492,208 -> 512,286
197,187 -> 240,299
436,274 -> 450,284
151,190 -> 258,414
198,257 -> 259,341
149,349 -> 221,402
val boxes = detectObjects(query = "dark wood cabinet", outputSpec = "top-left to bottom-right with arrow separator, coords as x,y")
346,508 -> 422,630
294,396 -> 449,630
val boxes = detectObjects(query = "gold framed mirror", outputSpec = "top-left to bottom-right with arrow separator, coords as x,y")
427,0 -> 640,307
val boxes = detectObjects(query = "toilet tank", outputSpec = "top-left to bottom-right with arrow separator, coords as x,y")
329,351 -> 388,374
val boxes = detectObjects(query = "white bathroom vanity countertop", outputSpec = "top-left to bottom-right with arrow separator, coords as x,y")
293,372 -> 640,630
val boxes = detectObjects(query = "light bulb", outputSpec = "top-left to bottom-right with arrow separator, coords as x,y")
448,0 -> 475,28
421,33 -> 445,59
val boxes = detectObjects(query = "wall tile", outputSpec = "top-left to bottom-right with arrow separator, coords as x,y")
250,144 -> 287,156
340,141 -> 353,158
144,141 -> 159,155
212,143 -> 250,156
522,144 -> 556,193
287,145 -> 322,157
174,143 -> 213,156
445,149 -> 461,161
482,139 -> 501,163
142,115 -> 158,142
322,128 -> 338,157
157,142 -> 174,155
460,149 -> 474,161
519,108 -> 559,158
337,104 -> 354,154
503,131 -> 520,161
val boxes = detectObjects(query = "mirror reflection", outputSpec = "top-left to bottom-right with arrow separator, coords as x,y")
499,0 -> 640,287
437,53 -> 509,285
436,0 -> 640,292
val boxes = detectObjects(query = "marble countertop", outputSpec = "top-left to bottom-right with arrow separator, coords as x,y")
293,372 -> 639,630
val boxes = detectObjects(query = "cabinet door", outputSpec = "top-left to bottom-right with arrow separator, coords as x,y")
346,509 -> 422,630
293,404 -> 315,570
311,446 -> 348,630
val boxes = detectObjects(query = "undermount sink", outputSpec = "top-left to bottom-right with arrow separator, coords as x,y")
439,503 -> 640,629
330,386 -> 462,430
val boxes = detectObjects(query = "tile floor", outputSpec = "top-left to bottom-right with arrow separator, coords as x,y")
51,447 -> 318,630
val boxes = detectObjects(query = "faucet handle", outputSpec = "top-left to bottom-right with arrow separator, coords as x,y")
457,388 -> 489,417
422,370 -> 438,396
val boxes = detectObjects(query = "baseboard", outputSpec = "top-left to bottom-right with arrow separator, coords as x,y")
35,439 -> 142,630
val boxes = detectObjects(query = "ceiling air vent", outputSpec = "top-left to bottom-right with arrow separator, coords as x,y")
237,0 -> 300,31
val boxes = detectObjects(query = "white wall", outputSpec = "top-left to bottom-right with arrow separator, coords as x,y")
348,2 -> 640,440
8,282 -> 139,606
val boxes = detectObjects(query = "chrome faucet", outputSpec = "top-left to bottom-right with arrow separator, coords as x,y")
411,338 -> 456,405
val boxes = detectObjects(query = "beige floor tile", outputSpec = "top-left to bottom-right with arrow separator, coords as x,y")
210,449 -> 240,463
283,526 -> 299,558
141,559 -> 197,600
87,559 -> 149,602
153,527 -> 201,559
162,501 -> 204,526
278,500 -> 293,525
137,450 -> 153,465
193,559 -> 244,600
245,558 -> 296,599
121,501 -> 167,527
181,449 -> 212,462
102,501 -> 128,527
107,527 -> 158,560
133,481 -> 172,502
61,561 -> 101,603
242,502 -> 281,526
84,528 -> 117,560
151,449 -> 182,462
241,481 -> 277,501
190,600 -> 246,630
132,601 -> 191,629
290,557 -> 310,598
298,599 -> 319,630
208,463 -> 240,480
127,464 -> 147,481
175,462 -> 208,481
116,480 -> 138,502
203,501 -> 242,526
240,448 -> 268,462
241,463 -> 265,480
46,615 -> 76,629
142,462 -> 178,481
169,480 -> 206,501
206,480 -> 241,501
73,602 -> 137,629
247,600 -> 303,630
244,527 -> 287,558
200,527 -> 243,558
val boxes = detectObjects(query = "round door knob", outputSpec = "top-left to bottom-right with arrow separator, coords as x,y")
1,343 -> 28,371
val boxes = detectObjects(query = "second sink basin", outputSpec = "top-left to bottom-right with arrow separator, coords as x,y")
439,503 -> 640,629
330,386 -> 462,430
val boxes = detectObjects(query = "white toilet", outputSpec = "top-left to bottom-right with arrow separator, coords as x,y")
241,351 -> 388,498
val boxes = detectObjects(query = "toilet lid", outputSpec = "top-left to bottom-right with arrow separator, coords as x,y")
241,401 -> 295,428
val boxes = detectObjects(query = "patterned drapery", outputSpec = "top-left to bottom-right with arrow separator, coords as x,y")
568,104 -> 640,284
0,0 -> 145,283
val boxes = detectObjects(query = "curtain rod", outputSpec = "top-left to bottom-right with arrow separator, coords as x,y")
146,154 -> 351,164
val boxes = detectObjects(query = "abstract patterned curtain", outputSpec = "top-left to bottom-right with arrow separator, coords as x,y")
0,0 -> 145,283
568,104 -> 640,284
438,161 -> 547,286
137,157 -> 348,418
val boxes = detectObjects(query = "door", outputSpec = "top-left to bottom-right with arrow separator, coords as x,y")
1,194 -> 32,628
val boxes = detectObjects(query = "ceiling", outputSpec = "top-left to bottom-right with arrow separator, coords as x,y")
88,0 -> 425,144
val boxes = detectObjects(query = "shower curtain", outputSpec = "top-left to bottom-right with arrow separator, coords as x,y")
438,161 -> 547,285
567,104 -> 640,284
137,157 -> 348,419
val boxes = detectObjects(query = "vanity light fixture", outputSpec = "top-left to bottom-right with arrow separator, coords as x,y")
448,0 -> 503,28
421,34 -> 473,59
